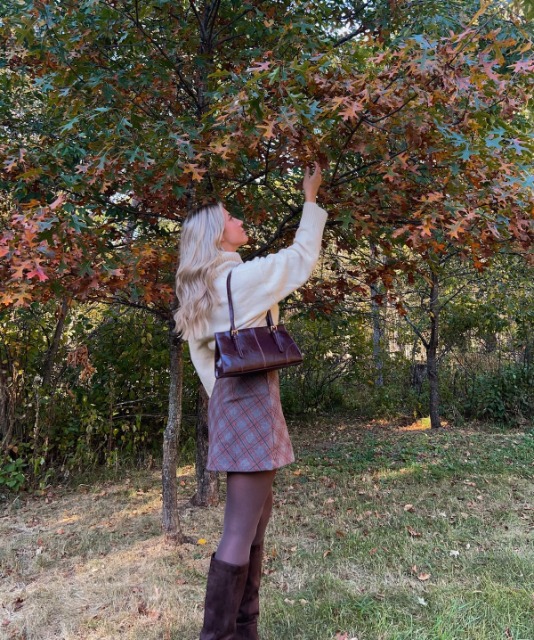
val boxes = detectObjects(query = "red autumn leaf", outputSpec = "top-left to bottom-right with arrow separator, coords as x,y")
509,58 -> 534,73
26,264 -> 49,281
49,194 -> 66,210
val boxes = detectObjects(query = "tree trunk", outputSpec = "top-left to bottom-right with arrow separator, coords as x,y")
427,270 -> 441,429
0,362 -> 15,450
41,296 -> 70,387
161,325 -> 186,543
191,384 -> 219,507
370,282 -> 384,387
0,337 -> 16,449
369,243 -> 384,386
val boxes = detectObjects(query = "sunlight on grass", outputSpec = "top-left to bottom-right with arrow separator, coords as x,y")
374,464 -> 425,479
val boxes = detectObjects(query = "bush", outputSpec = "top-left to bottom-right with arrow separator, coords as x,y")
451,364 -> 533,425
0,454 -> 26,492
280,313 -> 369,415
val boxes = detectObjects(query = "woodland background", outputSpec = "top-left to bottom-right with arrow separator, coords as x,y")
0,0 -> 533,518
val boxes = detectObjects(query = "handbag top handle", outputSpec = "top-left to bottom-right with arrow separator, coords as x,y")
226,270 -> 275,336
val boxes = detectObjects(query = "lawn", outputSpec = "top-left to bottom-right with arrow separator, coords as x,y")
1,419 -> 533,640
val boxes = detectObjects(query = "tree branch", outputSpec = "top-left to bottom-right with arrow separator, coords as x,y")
403,313 -> 429,349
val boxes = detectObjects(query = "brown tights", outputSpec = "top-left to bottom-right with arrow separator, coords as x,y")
214,470 -> 276,566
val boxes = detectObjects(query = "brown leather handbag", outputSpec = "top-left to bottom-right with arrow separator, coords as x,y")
214,270 -> 303,378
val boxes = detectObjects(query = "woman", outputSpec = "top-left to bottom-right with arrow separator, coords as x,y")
174,162 -> 326,640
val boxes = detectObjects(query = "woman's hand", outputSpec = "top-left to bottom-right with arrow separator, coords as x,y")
303,162 -> 322,203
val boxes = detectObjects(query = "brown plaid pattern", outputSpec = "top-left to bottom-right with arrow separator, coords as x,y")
207,370 -> 295,472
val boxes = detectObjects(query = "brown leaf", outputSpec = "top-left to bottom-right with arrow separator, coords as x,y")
418,572 -> 431,581
138,601 -> 148,615
404,504 -> 415,512
407,526 -> 422,537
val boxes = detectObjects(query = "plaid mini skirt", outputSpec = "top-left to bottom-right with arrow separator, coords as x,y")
207,370 -> 295,472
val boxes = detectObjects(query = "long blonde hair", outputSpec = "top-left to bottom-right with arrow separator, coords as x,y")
174,202 -> 226,340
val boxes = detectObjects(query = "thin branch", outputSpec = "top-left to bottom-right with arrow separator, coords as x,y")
403,313 -> 429,349
212,7 -> 254,40
261,180 -> 299,214
102,0 -> 200,109
245,207 -> 302,261
187,0 -> 205,37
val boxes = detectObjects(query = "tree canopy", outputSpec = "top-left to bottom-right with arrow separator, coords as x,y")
0,0 -> 532,312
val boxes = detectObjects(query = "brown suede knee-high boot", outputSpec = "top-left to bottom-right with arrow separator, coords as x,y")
199,554 -> 249,640
235,543 -> 263,640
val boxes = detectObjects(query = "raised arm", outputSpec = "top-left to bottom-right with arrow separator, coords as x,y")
229,163 -> 327,324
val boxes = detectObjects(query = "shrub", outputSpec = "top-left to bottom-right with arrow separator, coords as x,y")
0,454 -> 26,492
450,364 -> 533,425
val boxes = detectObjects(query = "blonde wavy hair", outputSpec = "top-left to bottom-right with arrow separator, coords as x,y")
174,202 -> 226,340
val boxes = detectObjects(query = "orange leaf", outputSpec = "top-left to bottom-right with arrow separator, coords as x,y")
258,119 -> 276,139
340,101 -> 364,121
183,164 -> 206,182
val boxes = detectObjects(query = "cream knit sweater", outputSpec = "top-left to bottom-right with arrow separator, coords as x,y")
188,201 -> 328,397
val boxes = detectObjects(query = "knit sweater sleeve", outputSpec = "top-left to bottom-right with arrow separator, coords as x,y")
229,202 -> 327,324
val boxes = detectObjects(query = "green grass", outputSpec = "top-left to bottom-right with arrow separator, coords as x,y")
260,423 -> 534,640
1,421 -> 532,639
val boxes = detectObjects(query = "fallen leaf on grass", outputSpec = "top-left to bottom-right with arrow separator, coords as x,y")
137,601 -> 161,620
407,526 -> 422,537
418,572 -> 431,581
404,503 -> 415,512
13,598 -> 24,611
